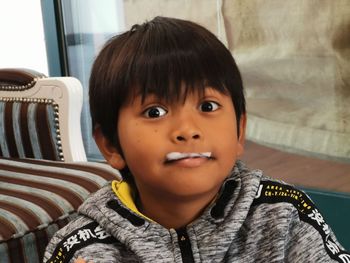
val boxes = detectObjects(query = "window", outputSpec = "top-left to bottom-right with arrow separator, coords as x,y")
54,0 -> 125,159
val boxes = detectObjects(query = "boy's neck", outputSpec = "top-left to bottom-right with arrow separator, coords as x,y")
136,188 -> 219,229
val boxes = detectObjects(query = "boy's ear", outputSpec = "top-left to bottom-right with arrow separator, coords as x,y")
237,114 -> 247,157
93,126 -> 126,170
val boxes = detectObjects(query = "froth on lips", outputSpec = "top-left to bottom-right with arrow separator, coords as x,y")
165,152 -> 213,164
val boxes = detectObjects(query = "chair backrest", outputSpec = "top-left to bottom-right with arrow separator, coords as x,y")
0,68 -> 86,162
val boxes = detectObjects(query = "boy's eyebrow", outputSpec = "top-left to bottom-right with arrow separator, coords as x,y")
128,91 -> 167,106
139,93 -> 160,104
145,86 -> 224,100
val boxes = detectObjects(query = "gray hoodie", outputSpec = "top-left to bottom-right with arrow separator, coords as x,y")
44,161 -> 350,263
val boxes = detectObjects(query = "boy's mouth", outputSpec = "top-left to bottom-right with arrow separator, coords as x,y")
165,152 -> 212,164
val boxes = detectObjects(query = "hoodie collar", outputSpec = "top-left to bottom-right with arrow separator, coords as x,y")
111,180 -> 154,222
106,160 -> 259,225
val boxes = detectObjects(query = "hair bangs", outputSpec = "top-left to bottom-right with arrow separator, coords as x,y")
122,19 -> 230,104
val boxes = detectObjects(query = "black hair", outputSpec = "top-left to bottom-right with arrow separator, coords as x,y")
89,16 -> 246,180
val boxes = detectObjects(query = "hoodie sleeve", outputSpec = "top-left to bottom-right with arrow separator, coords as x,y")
253,179 -> 350,262
43,224 -> 69,262
284,207 -> 350,263
43,226 -> 122,263
43,217 -> 118,263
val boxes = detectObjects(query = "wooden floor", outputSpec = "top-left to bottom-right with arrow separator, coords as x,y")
241,140 -> 350,194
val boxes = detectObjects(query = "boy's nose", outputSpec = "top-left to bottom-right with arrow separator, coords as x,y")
175,132 -> 201,142
171,118 -> 203,143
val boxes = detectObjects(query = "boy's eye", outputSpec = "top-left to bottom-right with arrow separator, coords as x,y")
199,101 -> 220,112
143,106 -> 167,118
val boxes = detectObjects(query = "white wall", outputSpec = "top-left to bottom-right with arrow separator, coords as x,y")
0,0 -> 48,75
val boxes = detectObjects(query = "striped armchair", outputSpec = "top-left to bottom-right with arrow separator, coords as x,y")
0,68 -> 86,162
0,69 -> 120,263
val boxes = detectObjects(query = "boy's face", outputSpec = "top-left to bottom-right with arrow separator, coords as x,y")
97,87 -> 245,202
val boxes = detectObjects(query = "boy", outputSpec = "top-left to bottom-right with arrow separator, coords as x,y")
44,17 -> 350,263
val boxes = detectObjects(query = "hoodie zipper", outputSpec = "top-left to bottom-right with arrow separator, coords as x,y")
176,228 -> 195,263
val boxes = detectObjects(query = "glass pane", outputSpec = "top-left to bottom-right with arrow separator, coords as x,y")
223,1 -> 350,164
60,0 -> 125,159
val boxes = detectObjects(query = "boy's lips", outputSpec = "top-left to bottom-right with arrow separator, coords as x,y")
164,152 -> 213,168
